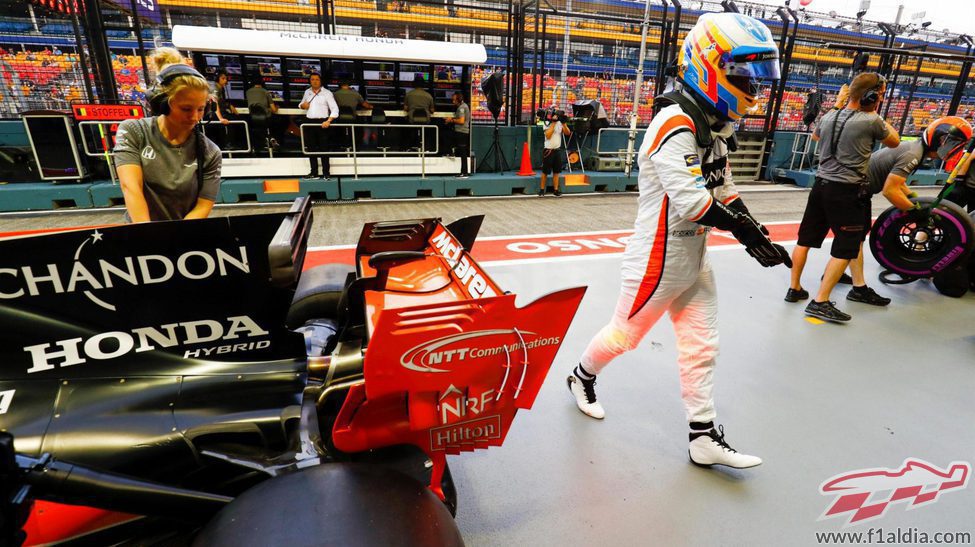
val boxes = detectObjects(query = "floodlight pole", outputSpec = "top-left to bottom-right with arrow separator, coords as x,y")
624,0 -> 653,177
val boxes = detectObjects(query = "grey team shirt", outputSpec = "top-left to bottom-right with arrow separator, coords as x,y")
454,102 -> 470,134
814,109 -> 889,184
866,140 -> 924,195
114,117 -> 222,221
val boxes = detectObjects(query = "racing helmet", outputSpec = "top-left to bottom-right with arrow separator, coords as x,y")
922,116 -> 972,169
677,12 -> 780,121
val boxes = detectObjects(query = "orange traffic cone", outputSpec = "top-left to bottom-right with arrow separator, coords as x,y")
516,142 -> 535,176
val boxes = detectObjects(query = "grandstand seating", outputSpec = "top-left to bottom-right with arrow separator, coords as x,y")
1,5 -> 973,133
1,49 -> 146,113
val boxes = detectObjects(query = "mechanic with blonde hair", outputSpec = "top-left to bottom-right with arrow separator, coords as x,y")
114,47 -> 222,222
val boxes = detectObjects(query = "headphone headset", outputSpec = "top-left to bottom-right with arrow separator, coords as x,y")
146,63 -> 206,116
859,74 -> 886,108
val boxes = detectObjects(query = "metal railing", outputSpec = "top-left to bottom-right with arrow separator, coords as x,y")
78,120 -> 254,183
78,120 -> 125,183
788,131 -> 818,171
200,119 -> 252,156
595,127 -> 644,159
300,122 -> 440,179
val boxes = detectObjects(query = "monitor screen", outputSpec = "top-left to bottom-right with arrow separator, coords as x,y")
224,80 -> 244,101
434,65 -> 461,84
286,58 -> 321,78
263,80 -> 284,101
363,70 -> 393,82
363,62 -> 394,82
330,60 -> 355,82
202,54 -> 242,78
400,63 -> 430,84
258,61 -> 281,78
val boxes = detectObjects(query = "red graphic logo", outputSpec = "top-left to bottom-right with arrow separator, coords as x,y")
400,329 -> 556,373
819,459 -> 970,525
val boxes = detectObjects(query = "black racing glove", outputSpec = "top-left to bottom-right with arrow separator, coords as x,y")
730,214 -> 793,268
904,202 -> 932,223
698,198 -> 792,268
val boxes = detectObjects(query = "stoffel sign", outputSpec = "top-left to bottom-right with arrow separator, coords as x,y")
172,25 -> 487,65
71,103 -> 145,121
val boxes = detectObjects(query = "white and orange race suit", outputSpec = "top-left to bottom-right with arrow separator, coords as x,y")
579,101 -> 744,423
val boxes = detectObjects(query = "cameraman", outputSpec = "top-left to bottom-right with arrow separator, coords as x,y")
786,72 -> 900,322
538,108 -> 571,197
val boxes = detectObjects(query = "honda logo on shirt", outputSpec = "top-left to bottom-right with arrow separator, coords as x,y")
141,145 -> 156,160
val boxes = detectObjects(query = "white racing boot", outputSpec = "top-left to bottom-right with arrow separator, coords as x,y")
567,365 -> 605,420
688,423 -> 762,469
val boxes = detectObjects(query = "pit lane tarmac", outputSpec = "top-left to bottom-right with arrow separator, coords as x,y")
305,219 -> 974,547
1,186 -> 971,547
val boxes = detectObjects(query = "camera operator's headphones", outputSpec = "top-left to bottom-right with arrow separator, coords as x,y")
859,74 -> 886,108
147,63 -> 206,116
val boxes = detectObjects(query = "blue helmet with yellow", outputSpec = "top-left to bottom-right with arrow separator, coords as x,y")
678,12 -> 780,121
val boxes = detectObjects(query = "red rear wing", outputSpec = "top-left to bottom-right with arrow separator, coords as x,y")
336,220 -> 586,499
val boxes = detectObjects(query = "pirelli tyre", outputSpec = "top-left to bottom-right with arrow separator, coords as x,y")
192,463 -> 464,547
869,197 -> 975,279
286,264 -> 355,329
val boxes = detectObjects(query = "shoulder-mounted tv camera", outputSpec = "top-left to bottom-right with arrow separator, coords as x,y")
536,107 -> 568,124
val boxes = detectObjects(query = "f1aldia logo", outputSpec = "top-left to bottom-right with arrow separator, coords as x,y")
819,458 -> 970,526
0,230 -> 250,311
400,330 -> 561,373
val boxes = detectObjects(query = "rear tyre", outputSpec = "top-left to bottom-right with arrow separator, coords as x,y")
193,463 -> 464,547
286,264 -> 354,329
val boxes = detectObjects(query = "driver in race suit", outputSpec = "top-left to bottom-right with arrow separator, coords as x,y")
567,12 -> 791,469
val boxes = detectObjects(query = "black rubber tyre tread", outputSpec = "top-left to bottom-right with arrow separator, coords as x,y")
286,264 -> 354,329
192,463 -> 464,547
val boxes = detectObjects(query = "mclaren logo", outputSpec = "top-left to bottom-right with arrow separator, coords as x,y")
400,329 -> 561,373
0,230 -> 250,311
430,229 -> 498,299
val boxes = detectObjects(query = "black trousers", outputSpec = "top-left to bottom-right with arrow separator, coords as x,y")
449,129 -> 470,175
303,118 -> 331,176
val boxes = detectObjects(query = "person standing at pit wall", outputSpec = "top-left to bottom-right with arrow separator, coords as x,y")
299,73 -> 339,180
445,91 -> 471,178
114,47 -> 222,222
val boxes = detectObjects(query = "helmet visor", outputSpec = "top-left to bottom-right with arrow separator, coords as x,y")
942,139 -> 970,172
727,56 -> 781,81
938,136 -> 966,162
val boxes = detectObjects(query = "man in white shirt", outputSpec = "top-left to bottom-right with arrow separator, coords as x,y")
299,73 -> 339,179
